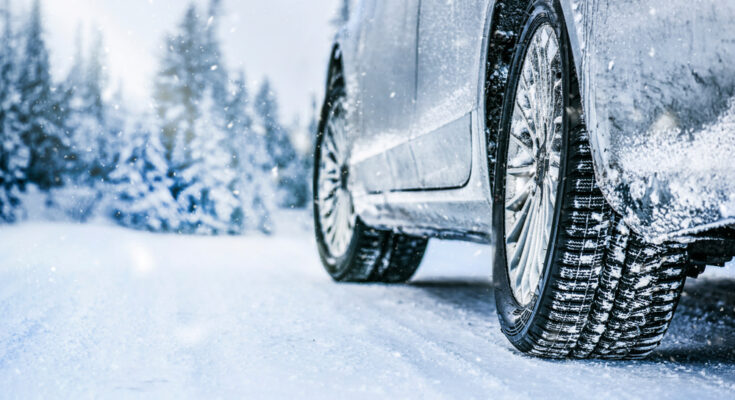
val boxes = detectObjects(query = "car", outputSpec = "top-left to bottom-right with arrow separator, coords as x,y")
312,0 -> 735,359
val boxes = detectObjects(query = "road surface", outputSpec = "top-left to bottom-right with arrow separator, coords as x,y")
0,220 -> 734,399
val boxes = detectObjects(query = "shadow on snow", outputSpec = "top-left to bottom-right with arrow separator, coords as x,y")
408,276 -> 735,365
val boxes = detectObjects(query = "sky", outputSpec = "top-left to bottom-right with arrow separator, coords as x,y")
19,0 -> 340,122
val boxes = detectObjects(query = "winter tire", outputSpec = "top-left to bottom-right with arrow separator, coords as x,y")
492,0 -> 689,359
313,59 -> 428,283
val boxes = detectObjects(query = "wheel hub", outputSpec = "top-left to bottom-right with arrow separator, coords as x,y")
504,23 -> 564,307
339,164 -> 350,190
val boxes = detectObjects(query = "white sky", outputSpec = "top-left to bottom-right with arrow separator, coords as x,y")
21,0 -> 340,121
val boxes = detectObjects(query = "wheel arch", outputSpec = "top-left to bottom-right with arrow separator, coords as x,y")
318,44 -> 345,133
318,38 -> 360,136
483,0 -> 587,191
482,0 -> 532,191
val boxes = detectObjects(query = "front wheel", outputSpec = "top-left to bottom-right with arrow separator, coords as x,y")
313,65 -> 428,283
492,0 -> 688,359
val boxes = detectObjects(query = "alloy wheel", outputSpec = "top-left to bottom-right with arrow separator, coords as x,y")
317,99 -> 357,259
503,23 -> 564,306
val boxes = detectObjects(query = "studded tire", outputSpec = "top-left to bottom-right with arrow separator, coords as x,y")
492,0 -> 689,359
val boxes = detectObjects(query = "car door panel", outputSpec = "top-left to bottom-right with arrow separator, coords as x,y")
351,0 -> 421,193
411,0 -> 489,190
412,113 -> 473,189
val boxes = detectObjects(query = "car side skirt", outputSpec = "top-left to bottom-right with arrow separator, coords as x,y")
353,110 -> 494,244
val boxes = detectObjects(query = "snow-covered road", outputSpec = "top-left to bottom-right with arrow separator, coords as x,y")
1,221 -> 734,399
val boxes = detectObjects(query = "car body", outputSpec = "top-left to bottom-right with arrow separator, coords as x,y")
328,0 -> 735,244
313,0 -> 734,358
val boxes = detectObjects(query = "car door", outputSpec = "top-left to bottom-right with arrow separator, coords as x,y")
350,0 -> 421,193
410,0 -> 490,189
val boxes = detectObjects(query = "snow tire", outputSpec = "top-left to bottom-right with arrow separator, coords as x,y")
314,55 -> 428,284
492,0 -> 689,359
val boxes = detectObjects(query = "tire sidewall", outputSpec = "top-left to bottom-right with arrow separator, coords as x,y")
493,0 -> 574,346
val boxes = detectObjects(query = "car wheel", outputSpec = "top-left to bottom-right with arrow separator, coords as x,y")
313,61 -> 428,283
492,0 -> 689,359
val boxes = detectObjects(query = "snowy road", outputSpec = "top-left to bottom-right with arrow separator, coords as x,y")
1,221 -> 734,399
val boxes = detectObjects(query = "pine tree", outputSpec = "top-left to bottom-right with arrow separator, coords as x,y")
154,4 -> 209,175
109,116 -> 181,232
104,84 -> 126,180
62,25 -> 85,104
17,0 -> 69,190
84,28 -> 114,182
154,1 -> 247,234
227,72 -> 273,233
61,26 -> 116,211
203,0 -> 228,104
176,90 -> 239,234
84,29 -> 105,121
254,79 -> 301,209
223,73 -> 248,233
0,0 -> 29,222
63,26 -> 90,180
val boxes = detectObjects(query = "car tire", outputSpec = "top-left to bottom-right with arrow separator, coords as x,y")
492,0 -> 689,359
313,59 -> 428,283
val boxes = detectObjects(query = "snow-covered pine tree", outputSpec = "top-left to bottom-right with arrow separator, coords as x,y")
84,29 -> 105,122
109,116 -> 181,232
0,0 -> 29,222
285,115 -> 310,209
63,25 -> 93,183
104,84 -> 126,178
203,0 -> 228,106
62,25 -> 85,117
176,89 -> 239,234
226,72 -> 273,233
253,79 -> 302,209
223,73 -> 248,233
51,26 -> 114,222
17,0 -> 69,190
154,4 -> 209,178
65,27 -> 114,184
84,28 -> 115,182
154,1 -> 245,234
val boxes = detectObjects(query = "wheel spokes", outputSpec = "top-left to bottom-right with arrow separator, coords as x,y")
317,100 -> 356,258
504,23 -> 564,306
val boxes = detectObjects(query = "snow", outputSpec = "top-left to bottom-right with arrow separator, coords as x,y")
1,216 -> 734,398
614,99 -> 735,238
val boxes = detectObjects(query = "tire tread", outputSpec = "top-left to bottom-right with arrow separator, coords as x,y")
519,128 -> 688,359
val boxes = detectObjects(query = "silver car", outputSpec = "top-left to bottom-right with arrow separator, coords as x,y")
312,0 -> 735,359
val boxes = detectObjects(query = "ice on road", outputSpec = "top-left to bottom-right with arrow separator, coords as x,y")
1,221 -> 734,399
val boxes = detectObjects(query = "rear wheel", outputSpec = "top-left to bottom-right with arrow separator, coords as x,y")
313,62 -> 428,283
492,0 -> 689,359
